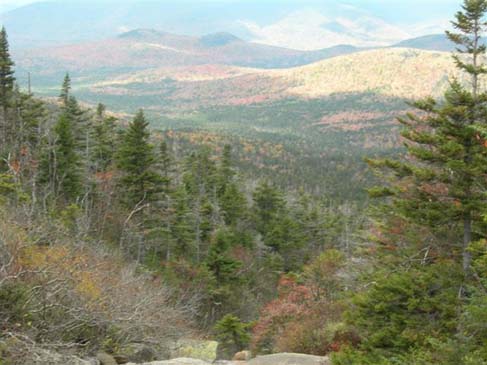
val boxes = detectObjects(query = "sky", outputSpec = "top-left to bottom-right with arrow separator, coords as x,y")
0,0 -> 460,21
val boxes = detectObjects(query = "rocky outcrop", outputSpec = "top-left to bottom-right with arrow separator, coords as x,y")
248,353 -> 330,365
232,350 -> 251,361
127,353 -> 330,365
0,336 -> 98,365
97,352 -> 118,365
170,339 -> 218,362
130,357 -> 211,365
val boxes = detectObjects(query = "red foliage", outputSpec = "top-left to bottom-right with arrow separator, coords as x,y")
251,275 -> 313,353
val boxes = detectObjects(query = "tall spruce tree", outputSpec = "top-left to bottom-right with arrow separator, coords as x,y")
367,0 -> 487,276
38,78 -> 83,204
116,110 -> 160,208
0,27 -> 15,148
446,0 -> 487,273
91,103 -> 116,173
59,73 -> 71,105
52,112 -> 82,203
341,1 -> 487,362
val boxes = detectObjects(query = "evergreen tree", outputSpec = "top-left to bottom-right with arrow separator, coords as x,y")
116,110 -> 160,208
214,314 -> 251,360
217,144 -> 236,198
446,0 -> 487,273
91,103 -> 116,173
220,183 -> 247,226
339,1 -> 487,363
52,112 -> 82,202
183,148 -> 218,262
144,140 -> 176,263
159,140 -> 173,192
252,181 -> 285,236
0,27 -> 15,148
59,73 -> 71,105
205,230 -> 242,285
17,92 -> 45,150
367,0 -> 487,276
171,185 -> 194,259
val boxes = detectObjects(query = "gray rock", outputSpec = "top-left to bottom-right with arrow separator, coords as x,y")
232,351 -> 251,361
113,354 -> 130,364
248,353 -> 330,365
170,339 -> 218,362
131,357 -> 211,365
97,352 -> 118,365
20,351 -> 94,365
118,343 -> 159,363
130,346 -> 157,363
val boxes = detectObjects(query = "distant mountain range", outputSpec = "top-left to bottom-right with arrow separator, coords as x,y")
0,1 -> 454,50
393,34 -> 455,52
12,28 -> 363,85
11,27 -> 461,104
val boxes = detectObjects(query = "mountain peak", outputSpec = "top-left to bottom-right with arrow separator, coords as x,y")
198,32 -> 243,47
118,28 -> 167,40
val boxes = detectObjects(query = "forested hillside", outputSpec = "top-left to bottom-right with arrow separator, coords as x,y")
0,25 -> 361,363
1,0 -> 487,365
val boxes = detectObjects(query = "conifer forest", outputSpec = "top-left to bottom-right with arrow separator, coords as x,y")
1,0 -> 487,364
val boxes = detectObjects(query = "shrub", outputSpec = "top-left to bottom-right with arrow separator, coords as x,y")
214,314 -> 251,359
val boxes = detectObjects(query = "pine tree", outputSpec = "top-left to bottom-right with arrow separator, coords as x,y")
183,148 -> 218,262
17,92 -> 45,150
144,140 -> 177,265
367,0 -> 487,276
205,230 -> 242,285
59,73 -> 71,105
446,0 -> 487,273
52,112 -> 82,202
159,140 -> 173,192
341,2 -> 487,362
220,183 -> 247,226
0,27 -> 15,148
217,144 -> 236,198
252,181 -> 285,236
91,103 -> 116,173
171,185 -> 194,259
116,110 -> 160,208
214,314 -> 250,360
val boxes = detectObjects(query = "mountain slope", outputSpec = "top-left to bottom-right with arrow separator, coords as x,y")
278,48 -> 457,99
12,29 -> 362,89
392,34 -> 454,52
78,48 -> 456,113
12,30 -> 345,73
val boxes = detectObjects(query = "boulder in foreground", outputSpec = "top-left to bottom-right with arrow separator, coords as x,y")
248,353 -> 330,365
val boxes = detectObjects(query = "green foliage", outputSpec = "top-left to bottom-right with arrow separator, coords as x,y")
214,314 -> 251,359
116,110 -> 161,207
91,103 -> 117,173
0,26 -> 14,111
0,26 -> 370,360
0,282 -> 31,328
350,264 -> 461,354
54,112 -> 82,201
253,181 -> 285,236
0,173 -> 26,204
59,203 -> 82,231
205,230 -> 242,285
59,73 -> 71,104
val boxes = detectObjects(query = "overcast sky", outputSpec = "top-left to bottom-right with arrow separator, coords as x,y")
0,0 -> 461,27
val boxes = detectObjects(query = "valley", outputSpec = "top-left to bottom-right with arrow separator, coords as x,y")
3,2 -> 486,364
11,33 -> 458,199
